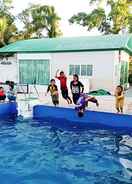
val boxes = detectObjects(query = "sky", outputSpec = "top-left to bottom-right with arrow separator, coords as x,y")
12,0 -> 101,37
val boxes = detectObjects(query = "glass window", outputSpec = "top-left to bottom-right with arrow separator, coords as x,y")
74,65 -> 80,75
19,59 -> 50,85
69,64 -> 93,76
81,65 -> 87,76
86,65 -> 93,76
120,61 -> 129,85
69,65 -> 80,75
81,64 -> 93,76
69,65 -> 74,75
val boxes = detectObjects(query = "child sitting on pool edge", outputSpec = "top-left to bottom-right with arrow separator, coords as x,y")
0,87 -> 6,102
46,79 -> 59,106
75,93 -> 99,117
7,82 -> 16,102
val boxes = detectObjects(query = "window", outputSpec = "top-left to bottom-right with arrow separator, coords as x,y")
115,64 -> 119,76
120,61 -> 129,86
86,65 -> 93,76
69,64 -> 93,76
69,65 -> 80,75
19,59 -> 50,85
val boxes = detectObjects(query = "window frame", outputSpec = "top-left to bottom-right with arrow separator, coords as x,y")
19,59 -> 50,85
69,64 -> 93,77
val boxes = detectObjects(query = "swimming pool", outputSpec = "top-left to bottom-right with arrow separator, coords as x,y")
0,119 -> 131,184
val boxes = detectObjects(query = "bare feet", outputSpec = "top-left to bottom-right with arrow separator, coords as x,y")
67,99 -> 72,104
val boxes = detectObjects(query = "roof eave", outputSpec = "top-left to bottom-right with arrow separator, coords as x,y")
0,48 -> 129,54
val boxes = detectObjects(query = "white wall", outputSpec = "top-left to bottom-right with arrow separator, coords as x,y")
51,51 -> 115,92
0,55 -> 18,83
16,51 -> 116,93
2,51 -> 129,95
113,51 -> 120,89
17,53 -> 51,60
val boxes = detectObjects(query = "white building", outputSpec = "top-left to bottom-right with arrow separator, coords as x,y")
0,34 -> 131,93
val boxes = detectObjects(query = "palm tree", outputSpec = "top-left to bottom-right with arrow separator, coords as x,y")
0,16 -> 7,46
0,0 -> 19,47
45,6 -> 62,38
19,4 -> 62,38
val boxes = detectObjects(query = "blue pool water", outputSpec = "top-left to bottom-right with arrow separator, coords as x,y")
0,119 -> 131,184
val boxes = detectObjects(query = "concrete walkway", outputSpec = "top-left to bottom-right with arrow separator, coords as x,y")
17,89 -> 132,117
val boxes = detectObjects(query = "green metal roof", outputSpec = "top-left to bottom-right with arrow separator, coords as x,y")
0,34 -> 132,54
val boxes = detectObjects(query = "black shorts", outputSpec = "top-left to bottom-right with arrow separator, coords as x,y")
72,93 -> 80,104
0,95 -> 6,101
61,89 -> 69,99
51,95 -> 59,105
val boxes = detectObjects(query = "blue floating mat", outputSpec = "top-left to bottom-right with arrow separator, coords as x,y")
33,105 -> 132,132
0,102 -> 18,119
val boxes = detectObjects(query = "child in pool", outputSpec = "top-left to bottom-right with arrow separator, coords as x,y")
114,85 -> 124,113
75,93 -> 99,117
46,79 -> 59,106
7,82 -> 16,102
0,87 -> 6,102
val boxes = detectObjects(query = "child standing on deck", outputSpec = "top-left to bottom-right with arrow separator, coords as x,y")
46,79 -> 59,106
55,70 -> 72,104
114,85 -> 124,113
70,74 -> 84,104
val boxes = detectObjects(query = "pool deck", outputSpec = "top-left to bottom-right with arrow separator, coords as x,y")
17,87 -> 132,117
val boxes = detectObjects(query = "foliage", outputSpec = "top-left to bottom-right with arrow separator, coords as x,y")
18,4 -> 62,39
0,0 -> 18,47
69,0 -> 132,34
0,1 -> 62,47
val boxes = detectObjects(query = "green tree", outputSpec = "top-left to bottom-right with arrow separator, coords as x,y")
0,2 -> 62,48
0,0 -> 18,47
18,4 -> 62,38
69,0 -> 132,34
128,11 -> 132,33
